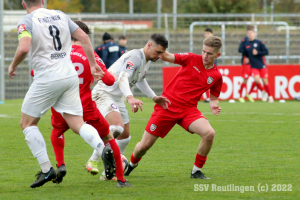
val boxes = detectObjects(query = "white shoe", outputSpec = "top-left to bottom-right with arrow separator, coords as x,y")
268,96 -> 274,103
261,91 -> 268,102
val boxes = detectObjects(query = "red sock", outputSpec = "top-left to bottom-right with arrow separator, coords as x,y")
239,83 -> 246,97
107,139 -> 125,182
51,129 -> 65,167
130,154 -> 142,164
257,83 -> 265,92
194,153 -> 207,168
248,82 -> 257,94
264,84 -> 272,97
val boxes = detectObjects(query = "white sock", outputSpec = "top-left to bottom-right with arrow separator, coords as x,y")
23,126 -> 51,173
89,149 -> 100,162
79,124 -> 104,158
192,165 -> 201,174
129,162 -> 138,168
115,135 -> 131,155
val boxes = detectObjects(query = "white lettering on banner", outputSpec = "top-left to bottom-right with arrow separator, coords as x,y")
220,76 -> 232,99
233,77 -> 243,99
275,76 -> 289,99
289,75 -> 300,97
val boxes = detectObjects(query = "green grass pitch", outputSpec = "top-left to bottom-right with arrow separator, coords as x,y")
0,98 -> 299,199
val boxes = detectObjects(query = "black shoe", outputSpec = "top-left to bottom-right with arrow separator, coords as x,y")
52,164 -> 67,184
101,147 -> 116,180
190,170 -> 211,179
30,167 -> 56,188
116,180 -> 133,188
124,164 -> 137,176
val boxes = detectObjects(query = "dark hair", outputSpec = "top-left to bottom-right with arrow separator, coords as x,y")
71,21 -> 91,42
204,28 -> 213,33
150,33 -> 168,49
247,25 -> 255,31
119,35 -> 126,40
23,0 -> 41,7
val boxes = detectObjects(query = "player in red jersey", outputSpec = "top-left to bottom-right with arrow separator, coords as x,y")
124,36 -> 223,179
50,21 -> 131,187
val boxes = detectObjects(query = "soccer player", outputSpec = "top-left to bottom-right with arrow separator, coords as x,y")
124,36 -> 223,179
241,26 -> 274,103
8,0 -> 115,188
91,33 -> 171,179
49,21 -> 131,187
237,34 -> 253,102
203,28 -> 217,102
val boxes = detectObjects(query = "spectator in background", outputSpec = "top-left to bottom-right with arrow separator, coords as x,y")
203,28 -> 218,102
237,33 -> 252,103
94,32 -> 119,69
241,26 -> 274,103
118,35 -> 127,57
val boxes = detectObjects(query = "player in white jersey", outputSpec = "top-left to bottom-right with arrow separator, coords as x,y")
91,34 -> 171,178
8,0 -> 116,188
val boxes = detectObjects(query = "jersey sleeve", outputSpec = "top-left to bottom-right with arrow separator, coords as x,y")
210,75 -> 223,97
94,52 -> 115,86
17,15 -> 33,36
122,54 -> 142,77
174,53 -> 193,66
257,41 -> 269,56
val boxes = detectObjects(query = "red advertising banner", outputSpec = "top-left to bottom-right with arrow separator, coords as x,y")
163,65 -> 300,100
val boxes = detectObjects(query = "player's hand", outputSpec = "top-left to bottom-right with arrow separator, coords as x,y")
244,57 -> 250,64
252,48 -> 258,55
8,65 -> 16,79
153,96 -> 171,109
91,64 -> 105,81
127,95 -> 143,113
210,105 -> 221,116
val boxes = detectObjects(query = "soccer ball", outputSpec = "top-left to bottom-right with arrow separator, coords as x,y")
121,154 -> 129,172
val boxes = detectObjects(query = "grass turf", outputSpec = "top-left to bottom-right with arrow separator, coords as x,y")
0,98 -> 299,199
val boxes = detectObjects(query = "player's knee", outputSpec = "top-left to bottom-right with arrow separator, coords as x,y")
205,129 -> 215,142
109,125 -> 124,138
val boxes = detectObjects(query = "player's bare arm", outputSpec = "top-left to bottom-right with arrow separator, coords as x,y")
209,94 -> 221,116
153,96 -> 171,109
8,36 -> 31,79
161,51 -> 175,63
118,71 -> 143,113
72,28 -> 104,81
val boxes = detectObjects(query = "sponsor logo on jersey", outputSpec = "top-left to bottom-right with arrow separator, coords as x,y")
193,66 -> 201,73
150,124 -> 157,131
246,45 -> 251,49
98,58 -> 104,65
111,103 -> 117,109
254,43 -> 258,48
126,61 -> 134,70
207,76 -> 214,84
18,24 -> 26,34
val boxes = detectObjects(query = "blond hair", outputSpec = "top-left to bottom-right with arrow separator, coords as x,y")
203,36 -> 222,52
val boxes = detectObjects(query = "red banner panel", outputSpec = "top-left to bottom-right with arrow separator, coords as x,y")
163,65 -> 300,100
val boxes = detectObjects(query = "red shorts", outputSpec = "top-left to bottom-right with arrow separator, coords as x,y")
251,68 -> 268,78
145,105 -> 206,138
241,64 -> 251,79
51,108 -> 110,138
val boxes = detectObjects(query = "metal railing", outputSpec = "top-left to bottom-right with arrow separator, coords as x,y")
190,21 -> 290,64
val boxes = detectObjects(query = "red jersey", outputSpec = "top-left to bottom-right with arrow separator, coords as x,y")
51,45 -> 115,123
163,53 -> 223,108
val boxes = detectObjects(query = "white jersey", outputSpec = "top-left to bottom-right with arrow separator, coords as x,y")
93,48 -> 151,97
17,8 -> 78,82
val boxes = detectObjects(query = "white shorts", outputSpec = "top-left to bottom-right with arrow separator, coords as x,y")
22,75 -> 83,118
92,91 -> 129,124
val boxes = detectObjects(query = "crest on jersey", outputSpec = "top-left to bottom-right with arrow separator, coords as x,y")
254,43 -> 258,48
126,61 -> 134,70
207,77 -> 214,84
18,24 -> 26,34
150,124 -> 157,131
98,58 -> 104,65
